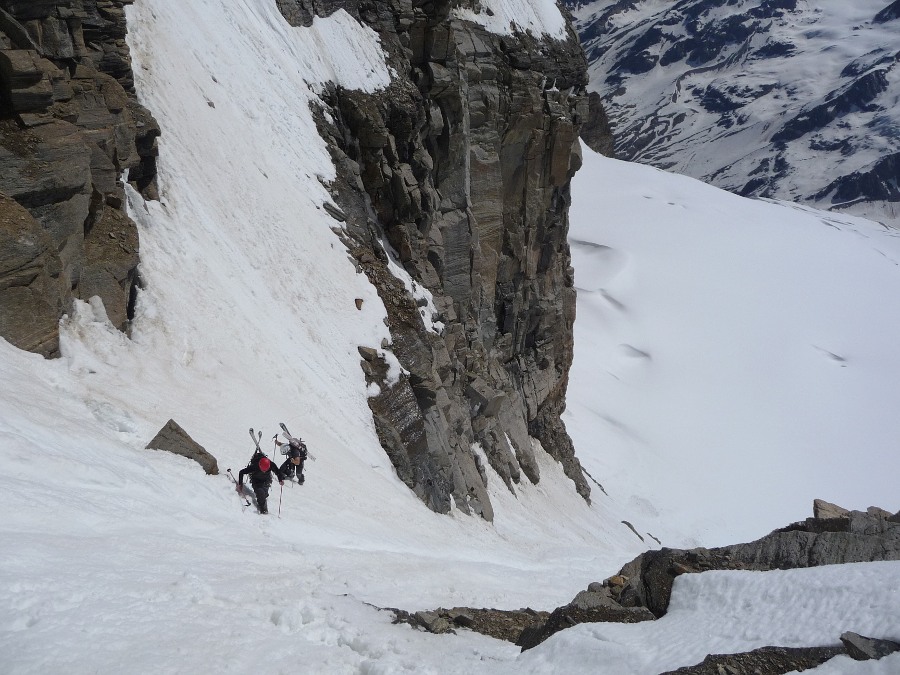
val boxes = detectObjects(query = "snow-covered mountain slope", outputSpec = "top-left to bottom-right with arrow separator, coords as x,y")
567,148 -> 900,547
1,0 -> 899,671
566,0 -> 900,226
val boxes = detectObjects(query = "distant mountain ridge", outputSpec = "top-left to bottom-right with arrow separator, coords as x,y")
565,0 -> 900,225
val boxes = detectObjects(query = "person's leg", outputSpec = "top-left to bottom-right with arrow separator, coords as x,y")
254,482 -> 270,513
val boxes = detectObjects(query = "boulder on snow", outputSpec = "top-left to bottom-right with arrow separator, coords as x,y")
145,419 -> 218,475
414,611 -> 453,635
840,632 -> 900,661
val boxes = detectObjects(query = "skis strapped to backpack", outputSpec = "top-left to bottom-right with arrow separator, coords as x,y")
249,428 -> 264,454
279,422 -> 315,461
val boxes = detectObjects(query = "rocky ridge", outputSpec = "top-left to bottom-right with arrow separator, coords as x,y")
279,0 -> 601,518
0,0 -> 158,356
393,501 -> 900,672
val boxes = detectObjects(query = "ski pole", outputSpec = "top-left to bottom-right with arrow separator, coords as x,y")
278,482 -> 284,518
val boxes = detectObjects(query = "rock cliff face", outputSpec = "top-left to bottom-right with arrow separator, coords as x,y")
2,0 -> 593,519
279,0 -> 592,517
0,0 -> 158,356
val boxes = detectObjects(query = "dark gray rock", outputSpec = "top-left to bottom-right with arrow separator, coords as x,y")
0,0 -> 158,356
303,0 -> 592,518
447,610 -> 474,628
516,596 -> 655,650
146,419 -> 219,476
874,1 -> 900,23
392,605 -> 548,643
609,501 -> 900,618
0,193 -> 64,356
578,91 -> 615,157
840,631 -> 900,661
414,611 -> 453,634
658,644 -> 846,675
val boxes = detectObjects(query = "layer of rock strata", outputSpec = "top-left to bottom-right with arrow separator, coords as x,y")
0,0 -> 158,356
289,0 -> 593,518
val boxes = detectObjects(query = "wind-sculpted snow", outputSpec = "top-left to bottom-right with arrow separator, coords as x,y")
567,0 -> 900,225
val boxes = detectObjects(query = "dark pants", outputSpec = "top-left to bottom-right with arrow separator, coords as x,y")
251,480 -> 271,513
279,459 -> 304,483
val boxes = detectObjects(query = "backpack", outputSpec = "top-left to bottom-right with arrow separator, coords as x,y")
292,443 -> 307,460
248,450 -> 268,470
281,438 -> 307,459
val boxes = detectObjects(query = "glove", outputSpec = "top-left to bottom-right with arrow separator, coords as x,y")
236,484 -> 242,492
279,480 -> 284,486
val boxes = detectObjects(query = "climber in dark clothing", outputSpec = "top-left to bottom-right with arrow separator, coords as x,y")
275,437 -> 308,485
238,452 -> 284,514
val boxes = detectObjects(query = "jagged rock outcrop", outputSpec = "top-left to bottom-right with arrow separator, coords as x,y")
659,632 -> 900,674
658,645 -> 847,675
145,419 -> 219,475
510,501 -> 900,651
610,502 -> 900,619
391,605 -> 549,642
0,0 -> 158,357
516,582 -> 654,650
578,90 -> 614,157
394,503 -> 900,670
841,631 -> 900,661
285,1 -> 591,518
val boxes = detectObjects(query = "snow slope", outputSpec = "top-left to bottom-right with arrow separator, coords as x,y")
1,0 -> 899,672
567,149 -> 900,546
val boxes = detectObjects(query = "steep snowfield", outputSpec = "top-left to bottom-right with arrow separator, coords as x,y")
1,0 -> 899,672
567,151 -> 900,546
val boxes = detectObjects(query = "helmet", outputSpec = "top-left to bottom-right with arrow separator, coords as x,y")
258,457 -> 271,471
